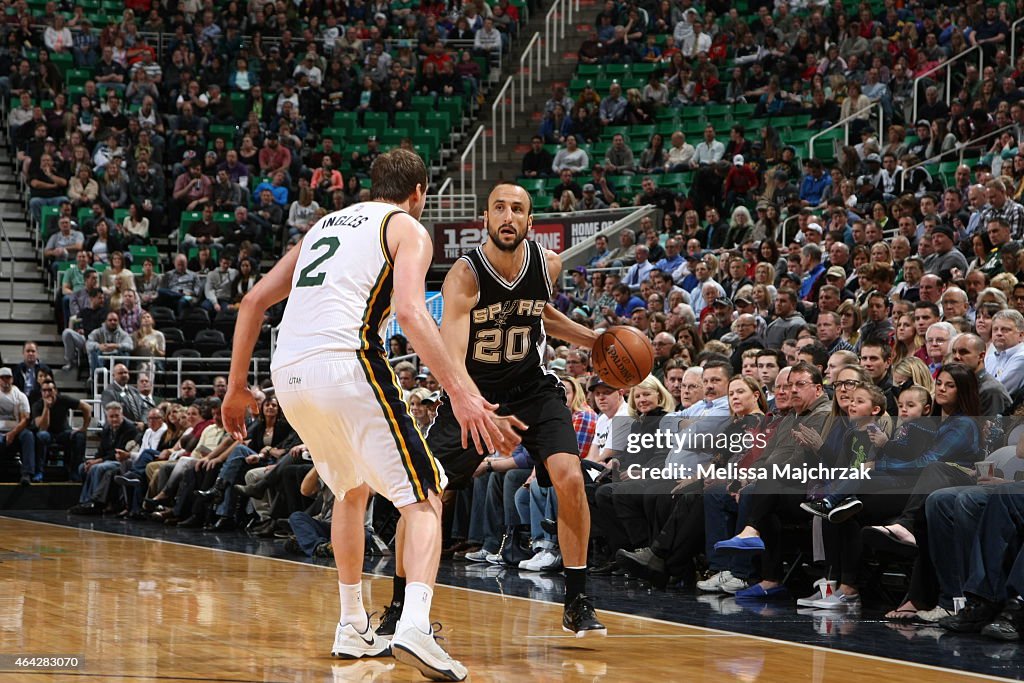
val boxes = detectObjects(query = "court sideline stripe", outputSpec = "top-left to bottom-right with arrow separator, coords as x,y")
2,516 -> 1014,683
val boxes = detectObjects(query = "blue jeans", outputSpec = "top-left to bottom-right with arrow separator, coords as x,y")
925,485 -> 992,609
963,482 -> 1024,603
78,459 -> 121,504
483,469 -> 530,551
215,445 -> 256,516
468,473 -> 492,548
515,482 -> 558,549
288,511 -> 331,556
2,430 -> 35,477
35,429 -> 86,477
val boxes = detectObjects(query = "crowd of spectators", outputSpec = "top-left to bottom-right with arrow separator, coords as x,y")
14,0 -> 522,385
507,0 -> 1024,643
526,0 -> 1024,215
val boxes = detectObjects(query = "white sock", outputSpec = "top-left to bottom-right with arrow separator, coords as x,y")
399,582 -> 433,633
339,581 -> 368,632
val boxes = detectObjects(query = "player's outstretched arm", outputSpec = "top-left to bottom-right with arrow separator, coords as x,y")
390,215 -> 520,455
223,242 -> 303,440
542,249 -> 598,349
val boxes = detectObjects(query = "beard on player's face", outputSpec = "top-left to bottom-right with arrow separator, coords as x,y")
487,220 -> 526,252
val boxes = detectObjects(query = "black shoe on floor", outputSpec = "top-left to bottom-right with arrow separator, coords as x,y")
939,598 -> 1000,633
69,502 -> 100,515
178,515 -> 204,529
981,598 -> 1023,641
19,475 -> 31,486
376,601 -> 403,637
283,537 -> 302,555
562,594 -> 607,637
588,561 -> 616,576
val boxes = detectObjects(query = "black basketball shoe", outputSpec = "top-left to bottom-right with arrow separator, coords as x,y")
375,601 -> 402,638
562,594 -> 607,637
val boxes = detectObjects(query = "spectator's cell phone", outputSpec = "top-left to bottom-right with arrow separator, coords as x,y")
866,423 -> 881,434
302,450 -> 312,461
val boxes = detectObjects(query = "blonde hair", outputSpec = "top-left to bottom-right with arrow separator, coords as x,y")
561,375 -> 588,413
627,375 -> 675,417
406,387 -> 431,408
892,356 -> 934,394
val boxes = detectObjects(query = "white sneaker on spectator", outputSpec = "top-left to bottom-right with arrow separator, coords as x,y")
811,591 -> 861,610
915,606 -> 954,622
532,550 -> 562,571
463,549 -> 490,563
485,552 -> 504,565
796,578 -> 834,607
696,570 -> 732,593
331,620 -> 391,659
391,621 -> 467,682
719,574 -> 749,594
518,550 -> 544,571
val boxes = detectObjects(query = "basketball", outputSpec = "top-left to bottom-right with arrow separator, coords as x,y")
592,325 -> 655,389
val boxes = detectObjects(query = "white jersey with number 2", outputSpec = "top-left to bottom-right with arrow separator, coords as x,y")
271,201 -> 411,370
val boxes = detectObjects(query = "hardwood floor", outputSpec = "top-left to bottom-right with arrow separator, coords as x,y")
0,517 -> 1004,682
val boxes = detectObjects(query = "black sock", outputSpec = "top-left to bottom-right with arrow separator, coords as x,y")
565,567 -> 586,606
392,574 -> 406,605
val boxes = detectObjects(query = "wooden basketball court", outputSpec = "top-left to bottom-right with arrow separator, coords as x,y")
0,516 -> 1007,682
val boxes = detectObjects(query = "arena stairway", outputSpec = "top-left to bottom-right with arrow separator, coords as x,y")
0,136 -> 93,497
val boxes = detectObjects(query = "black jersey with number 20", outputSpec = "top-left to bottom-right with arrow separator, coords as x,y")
459,239 -> 551,395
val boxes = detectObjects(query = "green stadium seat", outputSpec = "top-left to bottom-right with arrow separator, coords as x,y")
363,112 -> 389,134
518,178 -> 545,193
577,64 -> 602,77
394,111 -> 420,128
532,194 -> 553,211
129,245 -> 160,263
657,173 -> 689,188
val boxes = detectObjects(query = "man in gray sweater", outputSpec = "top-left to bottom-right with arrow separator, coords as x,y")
86,311 -> 134,375
203,255 -> 238,314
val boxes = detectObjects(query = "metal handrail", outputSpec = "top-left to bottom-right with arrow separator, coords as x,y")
0,213 -> 13,319
911,44 -> 983,124
556,205 -> 659,272
519,32 -> 542,112
897,121 -> 1017,193
1011,16 -> 1024,64
544,0 -> 572,68
435,177 -> 454,223
461,125 -> 488,199
491,76 -> 515,161
807,100 -> 883,159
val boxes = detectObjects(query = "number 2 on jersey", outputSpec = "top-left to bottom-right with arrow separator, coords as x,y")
296,236 -> 341,287
472,326 -> 531,363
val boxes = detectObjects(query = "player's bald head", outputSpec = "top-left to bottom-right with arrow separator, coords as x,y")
487,182 -> 533,216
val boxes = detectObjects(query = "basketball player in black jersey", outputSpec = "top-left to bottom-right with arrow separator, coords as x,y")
378,182 -> 607,638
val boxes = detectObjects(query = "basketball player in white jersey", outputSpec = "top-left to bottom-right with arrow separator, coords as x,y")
223,150 -> 520,682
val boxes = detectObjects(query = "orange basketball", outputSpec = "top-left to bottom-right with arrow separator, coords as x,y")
592,325 -> 655,389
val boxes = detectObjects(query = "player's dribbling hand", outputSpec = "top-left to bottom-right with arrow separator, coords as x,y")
490,414 -> 528,456
222,384 -> 258,441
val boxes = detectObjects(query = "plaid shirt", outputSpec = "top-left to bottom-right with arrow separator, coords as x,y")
982,200 -> 1024,240
572,408 -> 598,458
